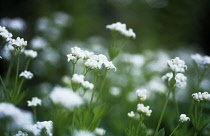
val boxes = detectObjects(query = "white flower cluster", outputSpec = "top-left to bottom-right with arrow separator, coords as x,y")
50,86 -> 83,110
127,111 -> 135,118
191,53 -> 210,66
24,50 -> 38,58
179,114 -> 190,123
106,22 -> 136,39
11,37 -> 27,49
166,57 -> 187,73
0,26 -> 12,41
27,97 -> 42,107
19,70 -> 34,79
137,104 -> 152,116
192,92 -> 210,102
34,121 -> 53,136
74,130 -> 96,136
14,131 -> 28,136
94,128 -> 106,136
0,102 -> 33,130
136,89 -> 147,101
162,72 -> 187,88
67,46 -> 116,71
72,74 -> 94,90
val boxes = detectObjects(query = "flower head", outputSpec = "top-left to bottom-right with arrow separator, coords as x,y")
19,70 -> 33,79
24,50 -> 37,58
74,130 -> 95,136
34,121 -> 53,136
14,131 -> 28,136
127,111 -> 135,118
11,37 -> 27,50
94,128 -> 106,136
162,72 -> 187,88
27,97 -> 42,107
191,53 -> 210,66
179,114 -> 190,123
136,89 -> 147,101
137,104 -> 152,116
166,57 -> 187,73
192,92 -> 210,102
0,26 -> 13,41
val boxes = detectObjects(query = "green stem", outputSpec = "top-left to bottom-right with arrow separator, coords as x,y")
71,110 -> 76,135
135,115 -> 143,136
5,55 -> 14,87
0,76 -> 10,101
16,78 -> 25,96
33,107 -> 37,122
169,123 -> 181,136
172,91 -> 179,116
14,52 -> 20,92
194,102 -> 198,135
154,87 -> 173,136
88,75 -> 99,112
25,58 -> 31,70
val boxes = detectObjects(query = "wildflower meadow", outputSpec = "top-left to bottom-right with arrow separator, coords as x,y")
0,1 -> 210,136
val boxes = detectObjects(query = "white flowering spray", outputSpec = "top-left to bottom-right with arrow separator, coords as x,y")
169,114 -> 190,136
94,128 -> 106,136
27,97 -> 42,107
19,70 -> 34,79
24,49 -> 38,59
14,131 -> 28,136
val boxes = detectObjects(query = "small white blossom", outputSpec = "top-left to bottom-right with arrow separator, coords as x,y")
34,121 -> 53,136
179,114 -> 190,123
67,53 -> 76,62
50,86 -> 83,110
192,92 -> 210,102
19,70 -> 33,79
82,81 -> 94,90
74,130 -> 95,136
71,46 -> 85,59
14,131 -> 28,136
27,97 -> 42,107
94,128 -> 106,136
127,111 -> 135,118
136,89 -> 147,101
137,104 -> 152,116
166,57 -> 187,73
72,74 -> 85,84
84,50 -> 94,59
11,37 -> 27,49
162,72 -> 187,88
106,22 -> 136,39
0,26 -> 13,41
24,50 -> 37,58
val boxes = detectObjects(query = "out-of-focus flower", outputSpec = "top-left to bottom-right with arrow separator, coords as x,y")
74,130 -> 96,136
191,53 -> 210,66
82,81 -> 94,90
192,92 -> 210,102
137,103 -> 152,116
166,57 -> 187,73
72,74 -> 85,84
94,128 -> 106,136
0,102 -> 33,130
0,18 -> 26,31
136,89 -> 147,101
24,50 -> 37,59
34,121 -> 53,136
27,97 -> 42,107
127,111 -> 135,118
19,70 -> 33,79
106,22 -> 136,39
179,114 -> 190,123
30,36 -> 48,50
0,26 -> 13,41
14,131 -> 28,136
49,86 -> 83,110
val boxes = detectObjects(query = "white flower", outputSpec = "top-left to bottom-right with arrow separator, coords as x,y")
162,72 -> 187,88
136,89 -> 147,101
0,18 -> 26,31
166,57 -> 187,73
34,121 -> 53,136
74,130 -> 95,136
191,53 -> 210,66
67,53 -> 76,62
192,92 -> 210,102
127,111 -> 135,118
82,81 -> 94,90
27,97 -> 42,107
72,74 -> 85,84
50,86 -> 83,110
94,128 -> 106,136
0,26 -> 13,41
11,37 -> 27,49
106,22 -> 136,39
71,46 -> 85,59
14,131 -> 28,136
109,87 -> 121,97
137,104 -> 152,116
179,114 -> 190,123
0,102 -> 33,130
24,50 -> 37,58
19,70 -> 33,79
84,50 -> 94,59
175,73 -> 187,88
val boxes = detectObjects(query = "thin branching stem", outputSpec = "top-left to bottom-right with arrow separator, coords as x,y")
169,123 -> 181,136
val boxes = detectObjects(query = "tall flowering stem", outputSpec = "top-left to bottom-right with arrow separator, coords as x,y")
169,123 -> 181,136
14,51 -> 21,93
154,72 -> 176,136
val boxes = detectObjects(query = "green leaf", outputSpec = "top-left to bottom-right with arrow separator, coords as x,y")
156,128 -> 165,136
